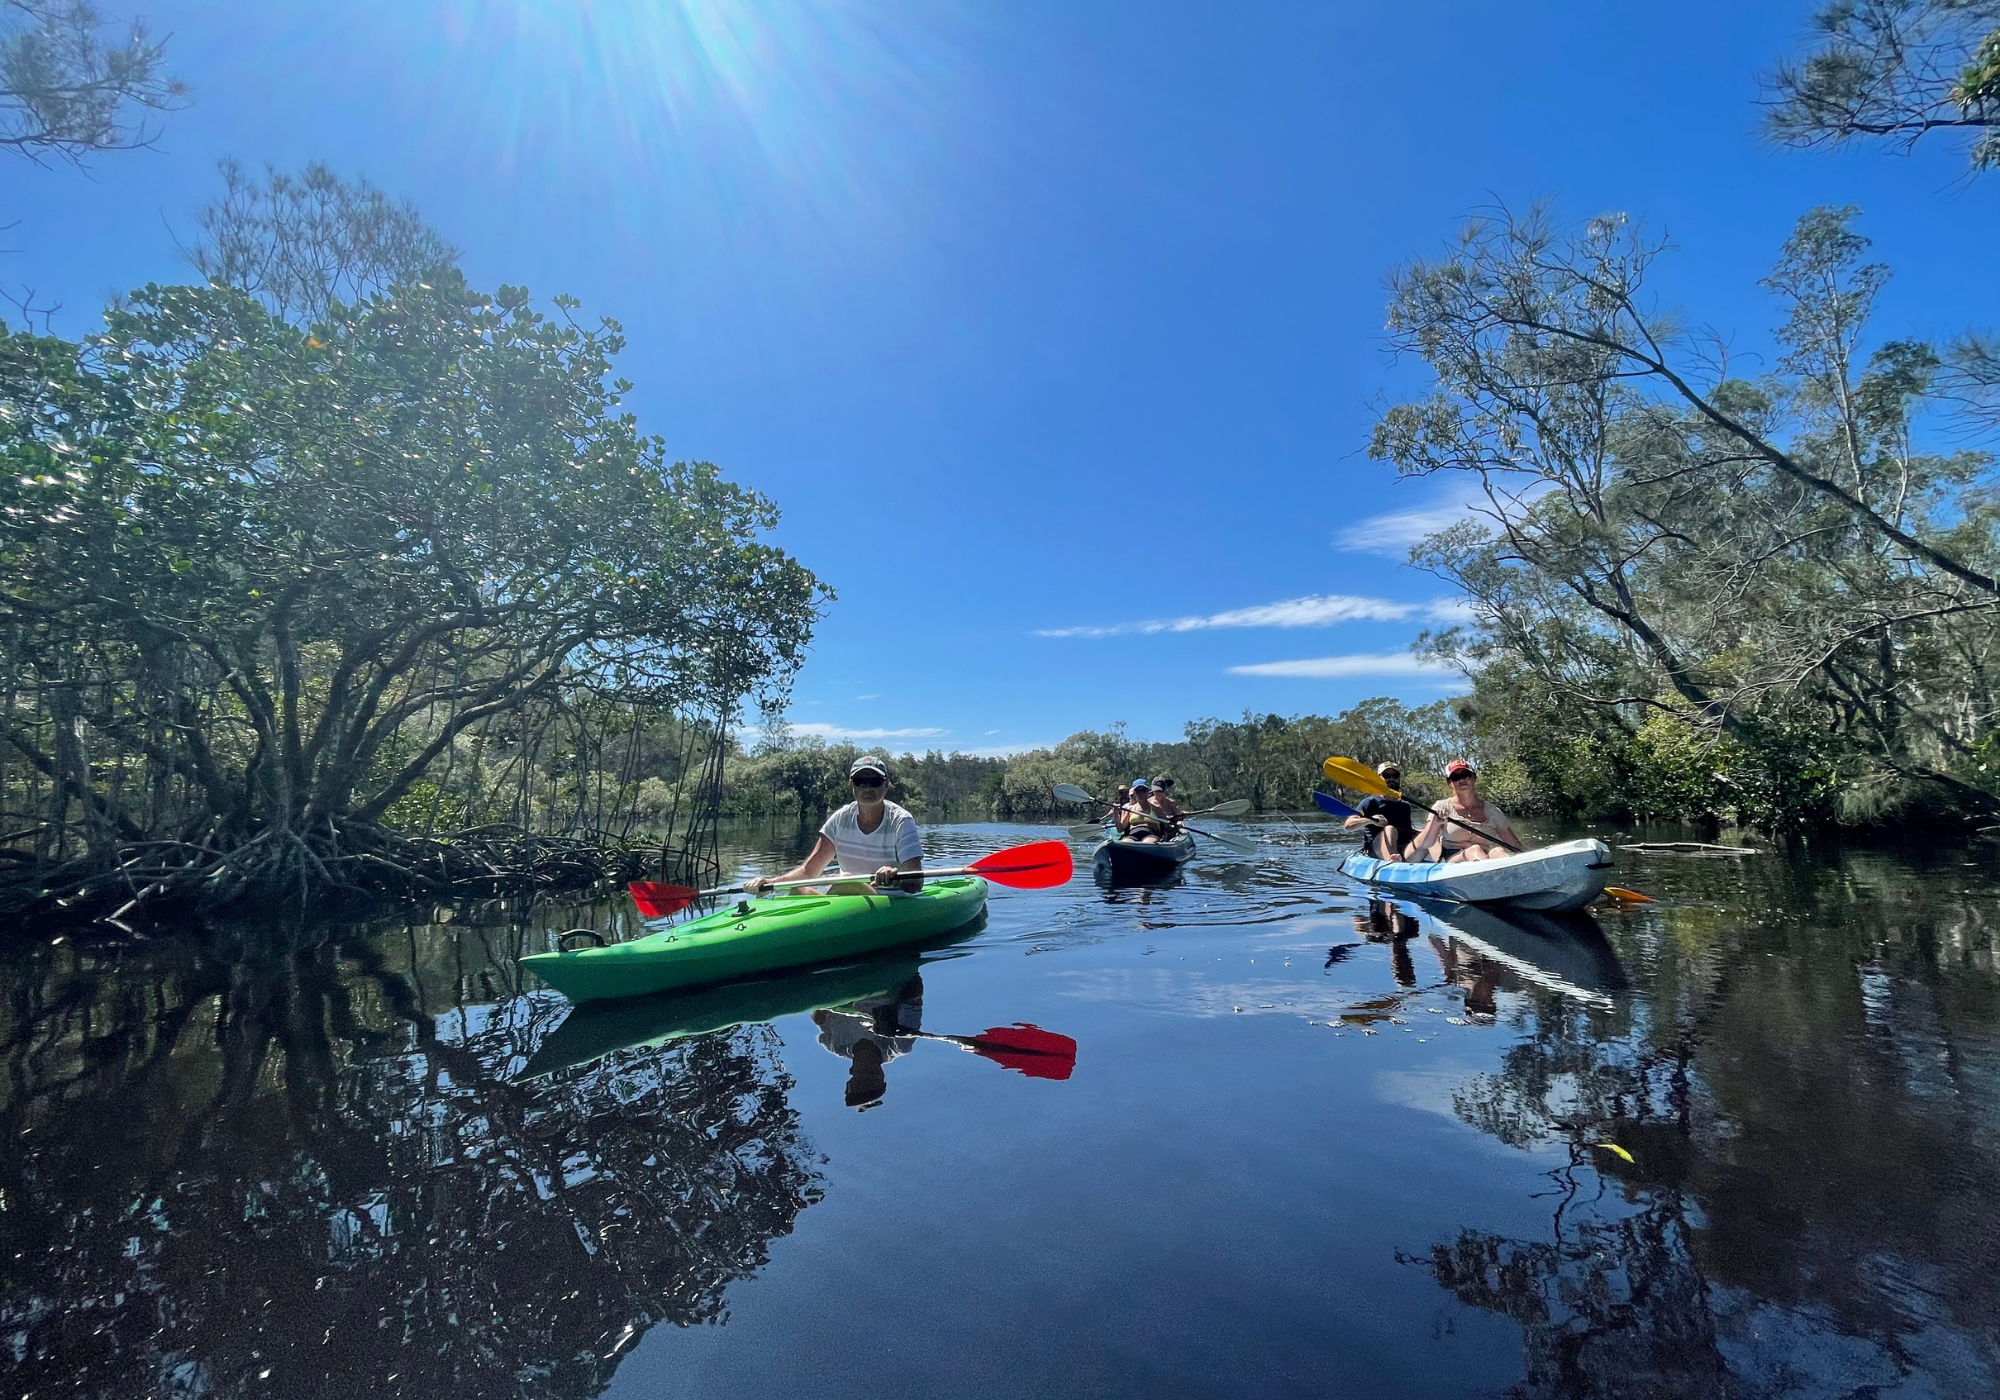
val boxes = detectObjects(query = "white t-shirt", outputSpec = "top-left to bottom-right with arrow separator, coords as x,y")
820,800 -> 923,879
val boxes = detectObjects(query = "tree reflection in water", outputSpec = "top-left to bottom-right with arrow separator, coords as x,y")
1410,868 -> 2000,1398
0,915 -> 821,1399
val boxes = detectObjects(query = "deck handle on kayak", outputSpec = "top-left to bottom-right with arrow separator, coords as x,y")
557,928 -> 609,951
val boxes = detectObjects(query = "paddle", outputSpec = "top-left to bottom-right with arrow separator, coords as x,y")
1313,790 -> 1364,820
1051,784 -> 1258,855
1321,756 -> 1655,905
907,1022 -> 1077,1080
629,840 -> 1075,920
1068,797 -> 1251,840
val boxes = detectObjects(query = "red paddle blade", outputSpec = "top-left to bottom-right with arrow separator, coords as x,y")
628,880 -> 697,919
966,840 -> 1073,889
969,1023 -> 1077,1080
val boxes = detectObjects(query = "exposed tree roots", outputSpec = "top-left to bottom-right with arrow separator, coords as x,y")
0,822 -> 677,936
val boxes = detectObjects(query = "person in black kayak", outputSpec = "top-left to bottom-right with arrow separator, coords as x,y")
1115,777 -> 1168,843
1343,761 -> 1416,861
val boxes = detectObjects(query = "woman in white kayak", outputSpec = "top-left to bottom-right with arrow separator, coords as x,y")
1409,759 -> 1520,864
746,755 -> 924,895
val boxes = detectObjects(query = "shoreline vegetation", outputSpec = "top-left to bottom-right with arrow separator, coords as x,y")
1,167 -> 823,929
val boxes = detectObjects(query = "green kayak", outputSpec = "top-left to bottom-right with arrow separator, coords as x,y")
520,876 -> 989,1003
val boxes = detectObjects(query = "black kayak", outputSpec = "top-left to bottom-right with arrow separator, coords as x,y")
1093,831 -> 1197,882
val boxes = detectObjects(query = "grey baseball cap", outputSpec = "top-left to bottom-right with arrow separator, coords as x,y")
849,755 -> 889,778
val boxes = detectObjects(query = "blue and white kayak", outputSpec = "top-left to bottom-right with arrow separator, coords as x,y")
1340,837 -> 1613,913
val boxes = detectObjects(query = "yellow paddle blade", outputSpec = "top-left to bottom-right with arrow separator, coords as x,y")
1593,1142 -> 1635,1164
1322,755 -> 1395,797
1604,886 -> 1656,904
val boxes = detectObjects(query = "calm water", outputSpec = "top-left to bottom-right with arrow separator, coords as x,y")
4,818 -> 1998,1399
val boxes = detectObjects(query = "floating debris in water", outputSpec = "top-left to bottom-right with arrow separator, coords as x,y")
1446,1017 -> 1469,1026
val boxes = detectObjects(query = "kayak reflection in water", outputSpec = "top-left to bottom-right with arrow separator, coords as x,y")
748,754 -> 924,897
1428,934 -> 1500,1018
814,974 -> 926,1109
1352,897 -> 1420,986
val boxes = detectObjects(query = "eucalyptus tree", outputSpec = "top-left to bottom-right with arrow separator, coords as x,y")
1372,204 -> 2000,820
1766,0 -> 2000,172
1766,2 -> 2000,439
187,160 -> 460,327
0,0 -> 184,163
0,273 -> 824,915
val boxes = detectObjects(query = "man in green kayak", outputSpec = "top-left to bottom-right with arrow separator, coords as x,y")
746,755 -> 924,895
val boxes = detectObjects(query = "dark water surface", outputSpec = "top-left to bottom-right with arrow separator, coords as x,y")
5,819 -> 1999,1398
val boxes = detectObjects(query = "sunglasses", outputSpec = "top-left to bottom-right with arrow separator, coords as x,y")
1449,773 -> 1477,782
850,773 -> 885,787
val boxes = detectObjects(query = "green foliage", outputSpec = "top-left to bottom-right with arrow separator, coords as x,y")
377,781 -> 462,834
1767,2 -> 2000,172
1377,204 -> 2000,832
0,1 -> 186,164
188,160 -> 459,325
0,269 -> 823,907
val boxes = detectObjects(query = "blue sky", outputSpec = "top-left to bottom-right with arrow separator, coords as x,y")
12,0 -> 1999,754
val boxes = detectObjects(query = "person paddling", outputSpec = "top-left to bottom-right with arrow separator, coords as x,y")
1409,759 -> 1519,864
1114,777 -> 1167,843
1343,761 -> 1416,861
747,755 -> 924,895
1146,776 -> 1183,824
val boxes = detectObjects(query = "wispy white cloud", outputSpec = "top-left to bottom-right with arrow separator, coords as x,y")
789,722 -> 947,741
1333,480 -> 1495,556
1037,593 -> 1467,639
1226,652 -> 1458,679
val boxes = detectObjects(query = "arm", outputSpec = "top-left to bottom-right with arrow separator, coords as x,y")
1408,810 -> 1444,860
747,834 -> 837,895
873,814 -> 925,892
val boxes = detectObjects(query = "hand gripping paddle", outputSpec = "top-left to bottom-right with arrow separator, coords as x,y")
629,839 -> 1074,920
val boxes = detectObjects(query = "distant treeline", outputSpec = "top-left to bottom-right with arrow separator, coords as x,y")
719,698 -> 1478,825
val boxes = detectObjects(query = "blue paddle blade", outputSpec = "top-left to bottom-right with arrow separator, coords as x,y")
1314,790 -> 1361,819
